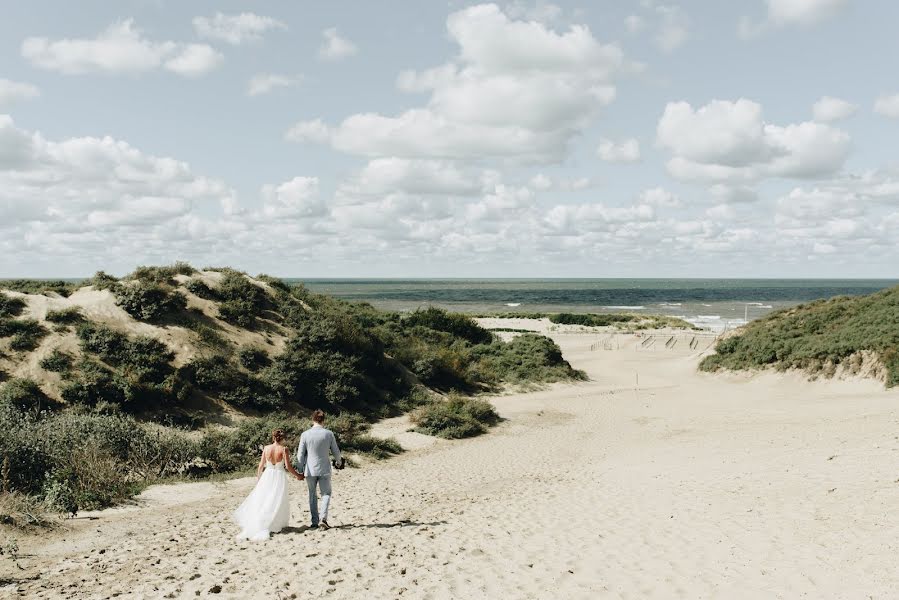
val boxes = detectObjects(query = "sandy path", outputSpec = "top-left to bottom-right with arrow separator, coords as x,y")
3,327 -> 899,599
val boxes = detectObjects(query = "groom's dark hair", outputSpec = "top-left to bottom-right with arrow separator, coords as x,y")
311,409 -> 325,423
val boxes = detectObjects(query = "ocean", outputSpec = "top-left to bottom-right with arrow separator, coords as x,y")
290,279 -> 899,331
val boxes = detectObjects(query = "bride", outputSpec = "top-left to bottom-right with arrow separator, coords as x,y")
234,428 -> 304,541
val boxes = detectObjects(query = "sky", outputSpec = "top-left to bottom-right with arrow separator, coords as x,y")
1,0 -> 898,278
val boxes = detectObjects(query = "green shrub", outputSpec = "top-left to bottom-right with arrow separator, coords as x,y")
404,307 -> 493,345
213,271 -> 272,327
238,346 -> 270,370
699,286 -> 899,386
113,282 -> 187,322
45,307 -> 84,325
411,396 -> 500,439
0,294 -> 26,318
87,271 -> 120,291
131,262 -> 195,285
551,313 -> 636,326
0,378 -> 54,413
549,313 -> 696,329
0,319 -> 48,351
39,349 -> 73,373
184,279 -> 219,300
468,333 -> 586,386
0,280 -> 77,297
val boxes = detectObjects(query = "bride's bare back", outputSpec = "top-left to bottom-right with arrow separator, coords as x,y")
263,443 -> 288,465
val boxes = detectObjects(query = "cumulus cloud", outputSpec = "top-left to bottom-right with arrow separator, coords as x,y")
657,98 -> 850,183
338,158 -> 486,198
318,28 -> 358,61
0,78 -> 40,107
193,12 -> 286,45
291,4 -> 626,163
0,113 -> 239,261
247,73 -> 300,97
260,177 -> 325,219
164,44 -> 223,77
766,0 -> 848,26
21,20 -> 222,77
812,96 -> 857,122
739,0 -> 847,38
638,187 -> 681,208
874,93 -> 899,118
623,3 -> 689,52
597,138 -> 641,162
503,1 -> 562,23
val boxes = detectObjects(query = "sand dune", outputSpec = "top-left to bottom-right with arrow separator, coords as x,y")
4,324 -> 899,599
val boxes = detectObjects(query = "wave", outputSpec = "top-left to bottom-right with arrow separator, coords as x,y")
658,302 -> 682,306
504,303 -> 521,307
603,305 -> 645,310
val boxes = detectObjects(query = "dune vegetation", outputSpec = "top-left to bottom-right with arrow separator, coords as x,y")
0,265 -> 584,518
699,285 -> 899,387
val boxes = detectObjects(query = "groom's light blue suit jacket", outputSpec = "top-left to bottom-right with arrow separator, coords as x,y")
296,424 -> 342,477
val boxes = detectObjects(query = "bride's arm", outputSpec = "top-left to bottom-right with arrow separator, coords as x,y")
284,448 -> 303,480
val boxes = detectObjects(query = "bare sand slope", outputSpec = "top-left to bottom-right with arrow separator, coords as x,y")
4,325 -> 899,599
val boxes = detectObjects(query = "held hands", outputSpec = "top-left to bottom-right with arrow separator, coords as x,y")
295,473 -> 305,481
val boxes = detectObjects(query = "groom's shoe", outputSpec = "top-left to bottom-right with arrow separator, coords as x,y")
319,520 -> 330,530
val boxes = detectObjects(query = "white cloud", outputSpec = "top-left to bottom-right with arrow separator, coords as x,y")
638,187 -> 681,208
247,73 -> 300,97
339,158 -> 484,197
530,173 -> 553,190
624,3 -> 689,51
0,113 -> 236,241
504,1 -> 562,23
597,138 -> 641,162
709,184 -> 759,204
291,4 -> 626,163
654,5 -> 690,52
624,15 -> 645,33
657,98 -> 850,183
812,96 -> 857,122
164,44 -> 223,77
739,0 -> 847,38
766,0 -> 848,26
285,119 -> 332,143
318,28 -> 358,61
260,177 -> 325,219
0,78 -> 40,107
193,12 -> 286,45
874,93 -> 899,118
21,20 -> 222,77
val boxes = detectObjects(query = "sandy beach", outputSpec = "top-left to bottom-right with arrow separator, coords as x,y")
4,320 -> 898,599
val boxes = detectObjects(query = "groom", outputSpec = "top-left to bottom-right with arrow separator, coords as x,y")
296,409 -> 343,530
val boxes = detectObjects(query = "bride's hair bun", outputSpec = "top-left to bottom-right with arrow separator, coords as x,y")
272,428 -> 285,442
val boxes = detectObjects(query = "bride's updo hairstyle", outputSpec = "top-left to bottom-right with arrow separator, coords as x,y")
272,429 -> 285,443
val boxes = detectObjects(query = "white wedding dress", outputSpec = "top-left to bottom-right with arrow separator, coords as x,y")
233,455 -> 291,541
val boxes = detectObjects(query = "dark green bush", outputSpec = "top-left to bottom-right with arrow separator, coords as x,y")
551,313 -> 635,326
184,279 -> 219,300
0,378 -> 54,413
131,262 -> 195,285
87,271 -> 120,291
404,307 -> 493,345
411,396 -> 500,439
699,286 -> 899,386
238,346 -> 270,371
113,282 -> 187,322
1,319 -> 48,351
468,333 -> 586,385
0,280 -> 77,297
39,349 -> 73,373
45,307 -> 84,324
549,312 -> 697,330
213,271 -> 272,327
0,294 -> 26,318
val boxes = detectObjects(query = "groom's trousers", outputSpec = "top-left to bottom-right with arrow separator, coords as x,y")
305,475 -> 332,526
